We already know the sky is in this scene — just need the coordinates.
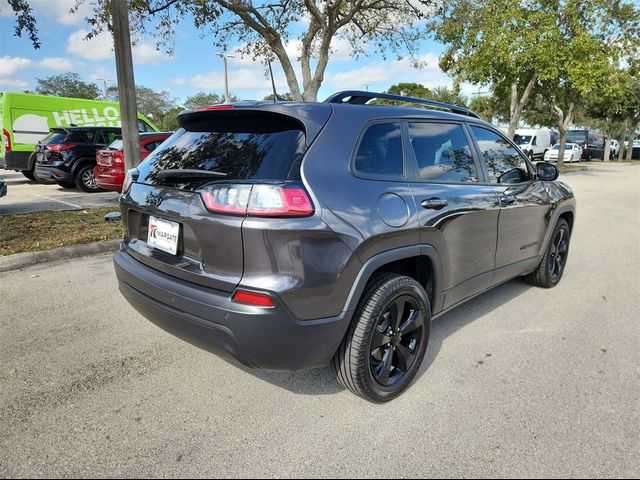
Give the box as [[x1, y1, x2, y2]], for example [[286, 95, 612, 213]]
[[0, 0, 475, 106]]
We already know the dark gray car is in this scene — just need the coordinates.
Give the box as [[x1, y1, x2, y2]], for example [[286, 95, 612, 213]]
[[114, 91, 576, 402]]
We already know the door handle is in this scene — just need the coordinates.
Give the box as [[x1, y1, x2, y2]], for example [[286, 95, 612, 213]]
[[421, 198, 449, 210], [499, 194, 517, 205]]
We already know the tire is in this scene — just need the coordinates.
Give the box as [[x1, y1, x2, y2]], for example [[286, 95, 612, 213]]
[[525, 219, 571, 288], [21, 170, 35, 181], [332, 273, 431, 403], [75, 164, 102, 192]]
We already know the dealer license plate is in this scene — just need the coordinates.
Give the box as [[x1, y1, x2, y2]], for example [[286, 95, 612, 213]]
[[147, 216, 180, 255]]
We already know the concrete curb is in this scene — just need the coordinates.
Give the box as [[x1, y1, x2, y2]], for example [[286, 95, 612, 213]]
[[0, 239, 121, 273]]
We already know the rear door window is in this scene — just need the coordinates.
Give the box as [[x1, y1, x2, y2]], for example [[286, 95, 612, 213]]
[[137, 123, 306, 187], [407, 122, 478, 183], [353, 122, 404, 179]]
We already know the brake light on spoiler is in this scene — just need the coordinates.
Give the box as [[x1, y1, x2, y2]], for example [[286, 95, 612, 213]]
[[200, 183, 314, 217]]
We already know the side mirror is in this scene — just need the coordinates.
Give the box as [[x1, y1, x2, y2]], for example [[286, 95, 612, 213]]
[[537, 162, 559, 181]]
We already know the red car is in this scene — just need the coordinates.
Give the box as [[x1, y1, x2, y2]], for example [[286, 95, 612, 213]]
[[94, 132, 172, 192]]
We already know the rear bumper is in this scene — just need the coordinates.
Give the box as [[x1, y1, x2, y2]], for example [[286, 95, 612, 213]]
[[34, 164, 58, 183], [114, 247, 352, 371], [94, 166, 124, 192]]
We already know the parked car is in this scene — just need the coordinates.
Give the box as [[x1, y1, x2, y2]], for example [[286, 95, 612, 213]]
[[610, 139, 619, 157], [0, 92, 158, 181], [113, 91, 576, 402], [544, 143, 583, 163], [0, 178, 6, 198], [95, 132, 173, 192], [514, 128, 555, 160], [567, 129, 605, 161], [34, 126, 121, 191], [625, 139, 640, 160]]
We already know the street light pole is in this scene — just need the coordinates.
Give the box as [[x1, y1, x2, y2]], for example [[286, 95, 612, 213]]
[[215, 53, 236, 103], [96, 78, 113, 100]]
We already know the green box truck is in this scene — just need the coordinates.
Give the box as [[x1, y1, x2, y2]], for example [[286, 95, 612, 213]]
[[0, 92, 158, 179]]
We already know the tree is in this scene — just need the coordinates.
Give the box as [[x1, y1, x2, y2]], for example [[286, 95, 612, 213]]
[[7, 0, 433, 102], [428, 85, 467, 107], [263, 92, 293, 101], [34, 72, 101, 99], [184, 91, 225, 108], [386, 83, 432, 99], [109, 84, 177, 129], [469, 95, 499, 123], [429, 0, 554, 138]]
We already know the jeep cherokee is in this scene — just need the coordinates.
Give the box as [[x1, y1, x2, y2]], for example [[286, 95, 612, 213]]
[[114, 91, 576, 402]]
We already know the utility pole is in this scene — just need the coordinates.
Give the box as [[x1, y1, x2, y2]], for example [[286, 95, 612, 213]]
[[111, 0, 140, 170], [362, 83, 371, 91], [215, 53, 236, 103], [96, 78, 113, 100]]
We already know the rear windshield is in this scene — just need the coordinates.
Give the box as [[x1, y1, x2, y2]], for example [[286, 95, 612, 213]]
[[137, 122, 306, 188], [42, 129, 94, 144], [108, 139, 123, 150], [567, 131, 587, 143]]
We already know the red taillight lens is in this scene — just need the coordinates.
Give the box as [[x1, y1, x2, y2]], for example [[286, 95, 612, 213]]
[[195, 105, 234, 111], [3, 129, 11, 151], [200, 184, 314, 217], [114, 150, 124, 166], [232, 290, 275, 307], [47, 144, 75, 153]]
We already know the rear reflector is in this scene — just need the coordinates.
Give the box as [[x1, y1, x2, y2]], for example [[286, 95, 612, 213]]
[[232, 290, 275, 307], [200, 183, 314, 217]]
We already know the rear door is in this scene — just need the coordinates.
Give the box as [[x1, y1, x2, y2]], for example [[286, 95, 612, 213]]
[[121, 109, 313, 293], [468, 125, 551, 284], [407, 121, 500, 309]]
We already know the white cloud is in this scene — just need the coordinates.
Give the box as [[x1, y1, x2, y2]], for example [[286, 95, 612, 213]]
[[0, 78, 29, 90], [88, 65, 116, 82], [132, 43, 165, 65], [38, 57, 75, 71], [66, 29, 113, 60], [0, 56, 32, 76], [0, 0, 90, 24], [65, 29, 169, 65], [172, 67, 275, 90]]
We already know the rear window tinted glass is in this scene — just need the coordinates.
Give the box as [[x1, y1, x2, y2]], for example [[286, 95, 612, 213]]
[[137, 126, 306, 186], [41, 132, 68, 145], [567, 131, 587, 143], [108, 139, 123, 150], [354, 123, 403, 178], [42, 130, 93, 144], [408, 122, 478, 183]]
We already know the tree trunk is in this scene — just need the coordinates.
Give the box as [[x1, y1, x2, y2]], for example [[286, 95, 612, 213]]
[[506, 72, 538, 139], [603, 137, 611, 162], [552, 101, 575, 169], [625, 121, 638, 160], [618, 119, 627, 161]]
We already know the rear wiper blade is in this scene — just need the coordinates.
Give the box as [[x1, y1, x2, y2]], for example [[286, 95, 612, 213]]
[[155, 169, 228, 180]]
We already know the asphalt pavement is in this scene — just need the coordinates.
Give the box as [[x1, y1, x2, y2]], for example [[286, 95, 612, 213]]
[[0, 163, 638, 478], [0, 171, 119, 215]]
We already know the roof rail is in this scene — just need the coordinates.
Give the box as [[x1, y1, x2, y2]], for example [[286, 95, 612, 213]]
[[324, 90, 480, 119]]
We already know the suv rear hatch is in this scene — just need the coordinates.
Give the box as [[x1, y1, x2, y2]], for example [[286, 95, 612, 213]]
[[120, 104, 332, 293], [35, 128, 93, 165]]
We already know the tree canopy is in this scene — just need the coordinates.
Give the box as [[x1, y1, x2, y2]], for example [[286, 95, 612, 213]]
[[32, 72, 101, 100]]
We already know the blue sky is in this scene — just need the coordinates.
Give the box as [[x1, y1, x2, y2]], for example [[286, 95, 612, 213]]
[[0, 0, 471, 105]]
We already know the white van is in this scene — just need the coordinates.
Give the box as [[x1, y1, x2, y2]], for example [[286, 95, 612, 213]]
[[514, 128, 555, 160]]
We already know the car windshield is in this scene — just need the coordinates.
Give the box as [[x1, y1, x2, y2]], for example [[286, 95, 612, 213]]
[[514, 135, 533, 145], [108, 139, 123, 150]]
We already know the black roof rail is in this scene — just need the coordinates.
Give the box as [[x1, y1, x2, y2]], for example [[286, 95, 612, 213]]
[[324, 90, 480, 119]]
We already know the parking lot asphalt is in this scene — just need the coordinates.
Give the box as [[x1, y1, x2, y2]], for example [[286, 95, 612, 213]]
[[0, 171, 119, 215], [1, 163, 639, 478]]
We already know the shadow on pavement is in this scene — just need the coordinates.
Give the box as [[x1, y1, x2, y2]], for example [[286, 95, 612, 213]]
[[237, 278, 531, 397]]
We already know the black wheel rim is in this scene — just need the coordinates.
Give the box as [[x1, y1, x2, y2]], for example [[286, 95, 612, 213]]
[[548, 227, 568, 281], [370, 295, 424, 387]]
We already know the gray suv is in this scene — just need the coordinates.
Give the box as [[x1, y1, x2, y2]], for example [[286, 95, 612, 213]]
[[114, 91, 576, 402]]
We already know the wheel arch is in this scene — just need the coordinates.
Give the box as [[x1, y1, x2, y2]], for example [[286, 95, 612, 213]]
[[341, 245, 444, 317], [70, 157, 97, 178]]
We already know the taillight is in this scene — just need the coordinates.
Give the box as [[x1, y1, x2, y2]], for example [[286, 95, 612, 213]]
[[195, 105, 234, 111], [114, 150, 124, 167], [232, 290, 275, 307], [3, 129, 11, 151], [200, 183, 314, 217], [47, 144, 75, 153], [122, 168, 139, 194]]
